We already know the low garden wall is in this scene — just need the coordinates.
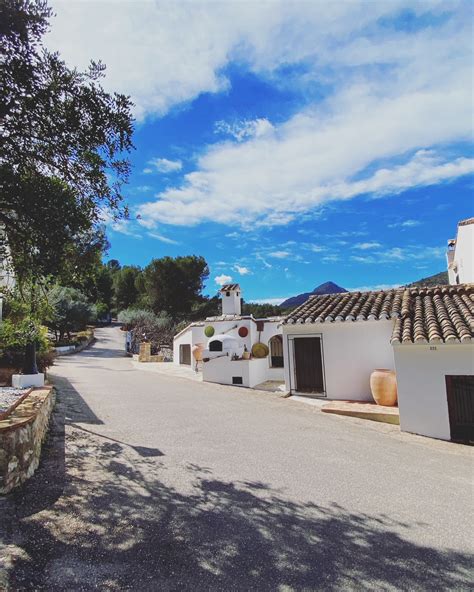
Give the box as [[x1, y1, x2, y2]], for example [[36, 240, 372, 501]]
[[0, 387, 55, 494], [54, 329, 95, 357]]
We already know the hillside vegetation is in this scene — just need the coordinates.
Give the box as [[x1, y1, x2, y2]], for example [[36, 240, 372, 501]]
[[407, 271, 449, 288]]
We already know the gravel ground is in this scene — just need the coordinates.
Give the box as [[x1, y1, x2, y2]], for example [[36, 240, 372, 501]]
[[0, 326, 472, 591], [0, 388, 29, 415]]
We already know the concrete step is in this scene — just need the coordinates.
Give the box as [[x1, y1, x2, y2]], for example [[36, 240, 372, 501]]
[[321, 400, 400, 425]]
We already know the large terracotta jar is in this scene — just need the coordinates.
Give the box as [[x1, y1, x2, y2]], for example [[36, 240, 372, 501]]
[[192, 343, 205, 362], [370, 369, 398, 406]]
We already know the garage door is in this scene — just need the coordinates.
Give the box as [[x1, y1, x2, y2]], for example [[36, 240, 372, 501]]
[[180, 344, 191, 366], [446, 375, 474, 443], [294, 337, 324, 394]]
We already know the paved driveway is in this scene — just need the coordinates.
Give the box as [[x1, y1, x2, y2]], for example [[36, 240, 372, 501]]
[[1, 326, 472, 591]]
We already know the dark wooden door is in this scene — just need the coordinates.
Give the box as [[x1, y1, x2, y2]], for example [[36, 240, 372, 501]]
[[180, 344, 191, 365], [446, 375, 474, 443], [294, 337, 324, 394]]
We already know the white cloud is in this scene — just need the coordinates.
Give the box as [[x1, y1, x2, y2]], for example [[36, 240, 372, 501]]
[[147, 232, 179, 245], [354, 242, 382, 250], [307, 244, 326, 253], [145, 158, 182, 174], [215, 118, 274, 141], [388, 219, 422, 228], [350, 245, 444, 264], [215, 274, 233, 286], [321, 254, 340, 263], [268, 251, 291, 259], [234, 265, 251, 275], [99, 208, 141, 238], [48, 1, 433, 119], [348, 284, 401, 292], [47, 2, 473, 227], [256, 254, 272, 269]]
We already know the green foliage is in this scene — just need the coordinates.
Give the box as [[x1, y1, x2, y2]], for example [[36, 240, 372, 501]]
[[0, 317, 48, 351], [117, 308, 158, 330], [2, 280, 53, 324], [76, 330, 93, 342], [0, 316, 52, 371], [48, 286, 95, 340], [118, 308, 175, 353], [142, 256, 209, 318], [407, 271, 449, 288], [94, 302, 109, 320], [188, 296, 220, 320], [94, 265, 114, 311], [241, 301, 284, 317], [0, 0, 134, 282], [114, 266, 141, 311]]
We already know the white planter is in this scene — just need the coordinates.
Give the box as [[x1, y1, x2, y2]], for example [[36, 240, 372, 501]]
[[12, 373, 45, 388]]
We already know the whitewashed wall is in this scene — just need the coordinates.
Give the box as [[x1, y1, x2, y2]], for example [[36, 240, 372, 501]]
[[448, 224, 474, 284], [452, 223, 474, 284], [283, 320, 395, 400], [173, 318, 284, 382], [202, 356, 270, 387], [394, 343, 474, 440]]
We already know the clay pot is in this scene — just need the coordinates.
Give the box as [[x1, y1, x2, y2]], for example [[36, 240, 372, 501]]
[[192, 343, 205, 362], [370, 369, 398, 406], [251, 342, 269, 359], [242, 351, 251, 360]]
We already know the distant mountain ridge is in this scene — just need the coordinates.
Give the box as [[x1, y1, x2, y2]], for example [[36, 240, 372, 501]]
[[407, 271, 449, 288], [280, 272, 450, 309], [280, 281, 347, 308]]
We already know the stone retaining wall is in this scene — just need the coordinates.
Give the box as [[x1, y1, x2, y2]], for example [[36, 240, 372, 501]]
[[0, 387, 55, 494], [138, 342, 164, 363]]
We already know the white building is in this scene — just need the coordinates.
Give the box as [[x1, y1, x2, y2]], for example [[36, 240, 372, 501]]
[[0, 233, 15, 321], [282, 285, 474, 442], [173, 284, 285, 388], [447, 217, 474, 285]]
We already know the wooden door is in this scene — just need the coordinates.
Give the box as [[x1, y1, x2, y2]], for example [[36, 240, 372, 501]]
[[180, 344, 191, 365], [446, 375, 474, 443], [294, 337, 324, 394]]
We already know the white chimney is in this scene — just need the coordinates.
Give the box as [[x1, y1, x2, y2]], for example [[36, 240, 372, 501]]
[[220, 284, 242, 316]]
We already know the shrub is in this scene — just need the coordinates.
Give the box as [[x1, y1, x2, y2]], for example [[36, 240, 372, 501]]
[[0, 318, 49, 351], [48, 285, 95, 340], [118, 308, 176, 354], [117, 308, 157, 330], [76, 330, 92, 342], [0, 318, 54, 371], [37, 349, 56, 371]]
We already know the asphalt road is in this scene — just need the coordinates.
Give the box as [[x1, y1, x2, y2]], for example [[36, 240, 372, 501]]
[[1, 325, 473, 591]]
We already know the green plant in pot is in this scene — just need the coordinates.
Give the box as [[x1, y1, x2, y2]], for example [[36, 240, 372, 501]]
[[0, 317, 46, 374]]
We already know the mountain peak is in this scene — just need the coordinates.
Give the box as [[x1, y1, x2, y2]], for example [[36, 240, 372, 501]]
[[312, 281, 347, 294], [281, 281, 347, 308]]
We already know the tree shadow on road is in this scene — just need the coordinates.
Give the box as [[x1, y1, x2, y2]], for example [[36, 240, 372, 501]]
[[3, 386, 472, 591]]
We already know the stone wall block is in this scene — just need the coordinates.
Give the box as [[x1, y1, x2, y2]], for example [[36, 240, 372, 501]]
[[0, 388, 55, 494]]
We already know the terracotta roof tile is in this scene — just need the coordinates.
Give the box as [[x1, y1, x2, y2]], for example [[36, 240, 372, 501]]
[[284, 284, 474, 345], [285, 289, 400, 325], [458, 217, 474, 227]]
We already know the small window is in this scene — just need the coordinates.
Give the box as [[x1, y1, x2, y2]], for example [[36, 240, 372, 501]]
[[226, 291, 230, 297], [209, 340, 223, 352], [237, 292, 240, 297], [232, 376, 243, 385]]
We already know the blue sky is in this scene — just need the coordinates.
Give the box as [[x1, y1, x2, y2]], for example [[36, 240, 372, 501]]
[[47, 1, 473, 302]]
